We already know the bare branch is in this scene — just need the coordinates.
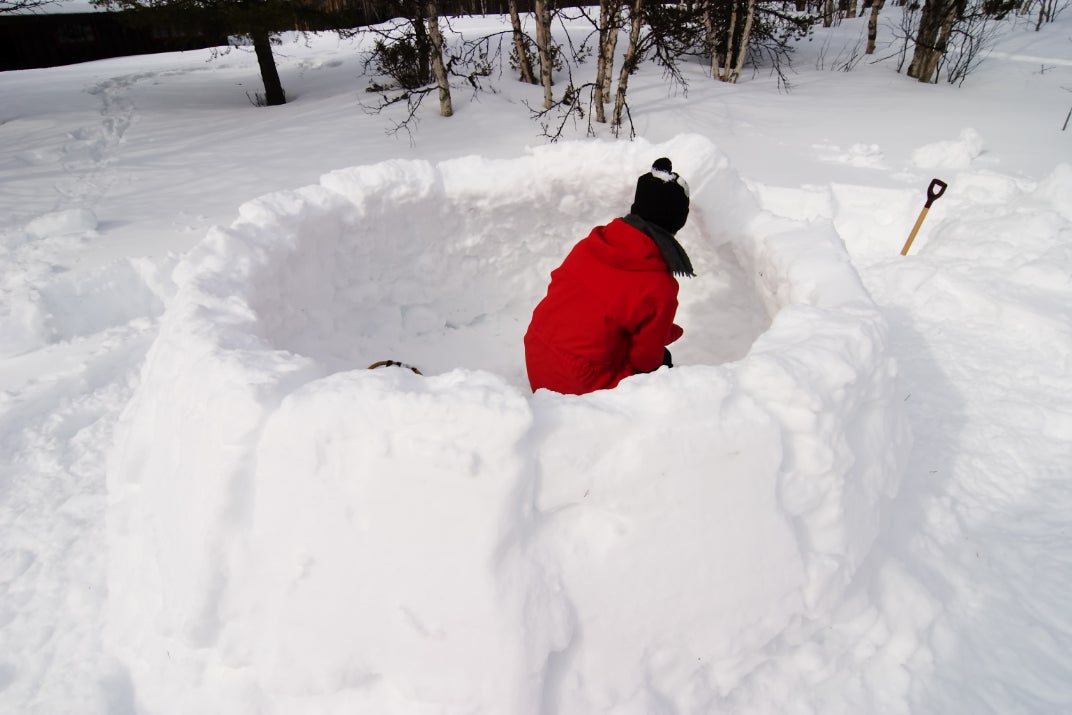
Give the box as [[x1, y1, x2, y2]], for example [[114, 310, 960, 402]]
[[0, 0, 60, 13]]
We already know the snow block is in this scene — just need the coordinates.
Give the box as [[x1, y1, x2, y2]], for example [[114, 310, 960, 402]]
[[105, 135, 908, 714]]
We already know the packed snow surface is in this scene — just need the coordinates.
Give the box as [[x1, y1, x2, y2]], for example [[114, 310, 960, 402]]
[[1, 8, 1070, 715]]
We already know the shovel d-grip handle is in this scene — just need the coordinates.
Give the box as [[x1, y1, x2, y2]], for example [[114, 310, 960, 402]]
[[901, 178, 948, 256], [924, 178, 948, 208]]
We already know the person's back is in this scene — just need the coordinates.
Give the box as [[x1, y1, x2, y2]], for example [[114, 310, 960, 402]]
[[524, 158, 694, 395]]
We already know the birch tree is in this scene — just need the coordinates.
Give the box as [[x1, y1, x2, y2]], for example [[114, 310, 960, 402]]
[[609, 0, 699, 133], [705, 0, 789, 84], [533, 0, 555, 108], [594, 0, 623, 123], [866, 0, 885, 53], [425, 0, 453, 116], [1034, 0, 1063, 29], [360, 0, 468, 134], [507, 0, 538, 84], [907, 0, 964, 82], [610, 0, 643, 133], [727, 0, 757, 82]]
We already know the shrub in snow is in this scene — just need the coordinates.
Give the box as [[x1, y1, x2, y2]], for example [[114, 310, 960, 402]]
[[106, 135, 908, 714]]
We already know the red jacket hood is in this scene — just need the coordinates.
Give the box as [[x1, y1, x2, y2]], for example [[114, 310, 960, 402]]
[[586, 218, 670, 273]]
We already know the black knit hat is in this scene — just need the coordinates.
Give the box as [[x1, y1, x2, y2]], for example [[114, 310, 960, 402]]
[[630, 157, 690, 235]]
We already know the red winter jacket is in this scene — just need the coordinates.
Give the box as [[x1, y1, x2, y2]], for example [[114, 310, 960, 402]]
[[524, 218, 683, 395]]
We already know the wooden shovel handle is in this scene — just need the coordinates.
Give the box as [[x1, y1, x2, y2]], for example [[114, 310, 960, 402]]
[[901, 179, 948, 255]]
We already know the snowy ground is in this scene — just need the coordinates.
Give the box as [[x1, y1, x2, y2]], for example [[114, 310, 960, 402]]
[[1, 7, 1070, 715]]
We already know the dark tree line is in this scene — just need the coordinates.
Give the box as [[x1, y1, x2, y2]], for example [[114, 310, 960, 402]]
[[90, 0, 352, 105], [1, 0, 57, 11]]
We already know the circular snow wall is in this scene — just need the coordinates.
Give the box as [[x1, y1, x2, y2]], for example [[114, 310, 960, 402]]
[[107, 135, 908, 714], [222, 137, 768, 385]]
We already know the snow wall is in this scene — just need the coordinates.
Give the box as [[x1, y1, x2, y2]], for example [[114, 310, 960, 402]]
[[106, 134, 909, 714]]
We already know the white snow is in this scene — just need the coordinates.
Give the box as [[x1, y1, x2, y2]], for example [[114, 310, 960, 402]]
[[23, 207, 98, 238], [910, 128, 985, 169], [1, 9, 1071, 715]]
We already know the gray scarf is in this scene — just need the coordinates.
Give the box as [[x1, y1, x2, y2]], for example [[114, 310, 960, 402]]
[[622, 213, 696, 278]]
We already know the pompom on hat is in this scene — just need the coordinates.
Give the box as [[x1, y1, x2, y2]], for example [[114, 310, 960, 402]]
[[630, 157, 690, 235]]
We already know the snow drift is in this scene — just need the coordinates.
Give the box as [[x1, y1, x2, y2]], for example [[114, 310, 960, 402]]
[[106, 135, 908, 713]]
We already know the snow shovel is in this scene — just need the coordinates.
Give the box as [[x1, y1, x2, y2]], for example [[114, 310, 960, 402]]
[[900, 179, 948, 256]]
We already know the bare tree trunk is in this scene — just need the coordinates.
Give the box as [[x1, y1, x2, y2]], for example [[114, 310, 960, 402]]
[[845, 0, 858, 17], [930, 0, 961, 79], [907, 0, 957, 81], [1034, 0, 1058, 28], [411, 3, 432, 85], [594, 0, 622, 122], [823, 0, 834, 27], [534, 0, 554, 109], [601, 4, 620, 103], [721, 0, 738, 80], [508, 0, 537, 83], [729, 0, 756, 83], [703, 6, 719, 78], [251, 28, 286, 106], [611, 0, 643, 132], [866, 0, 885, 53], [426, 0, 453, 116]]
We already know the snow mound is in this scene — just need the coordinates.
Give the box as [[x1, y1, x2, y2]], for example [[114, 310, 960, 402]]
[[106, 135, 908, 713], [1036, 162, 1072, 222], [815, 141, 885, 169], [24, 207, 98, 238], [911, 128, 984, 169], [0, 258, 169, 359]]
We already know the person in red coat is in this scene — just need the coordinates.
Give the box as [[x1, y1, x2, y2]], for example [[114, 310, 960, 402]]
[[524, 157, 695, 395]]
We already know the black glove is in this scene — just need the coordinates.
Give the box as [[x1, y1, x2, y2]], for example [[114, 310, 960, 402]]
[[662, 348, 673, 368]]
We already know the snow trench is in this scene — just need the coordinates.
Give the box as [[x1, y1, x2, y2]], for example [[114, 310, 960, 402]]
[[105, 135, 909, 714]]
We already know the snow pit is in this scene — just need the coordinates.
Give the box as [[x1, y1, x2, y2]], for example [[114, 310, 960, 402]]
[[106, 135, 909, 714]]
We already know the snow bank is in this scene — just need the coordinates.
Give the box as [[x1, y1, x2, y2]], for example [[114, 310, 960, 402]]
[[911, 128, 984, 169], [106, 135, 908, 713]]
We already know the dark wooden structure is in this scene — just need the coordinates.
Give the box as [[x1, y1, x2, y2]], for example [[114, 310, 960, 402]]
[[0, 0, 532, 73], [1, 10, 229, 71]]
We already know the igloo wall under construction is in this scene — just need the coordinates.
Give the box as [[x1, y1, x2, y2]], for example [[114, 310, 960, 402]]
[[105, 135, 908, 715]]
